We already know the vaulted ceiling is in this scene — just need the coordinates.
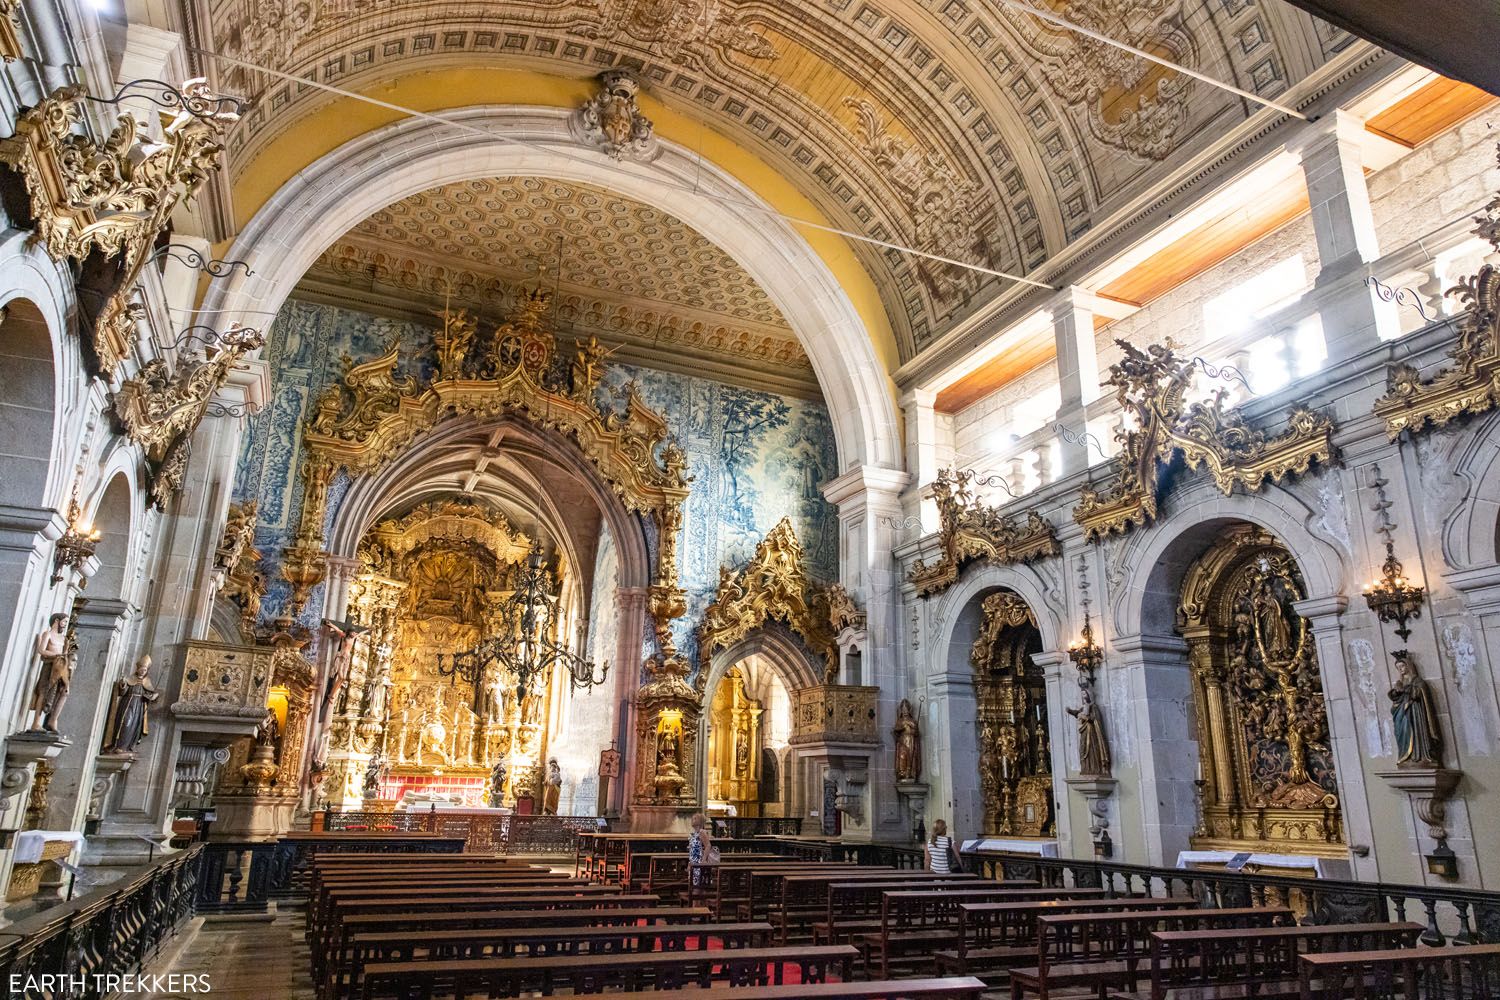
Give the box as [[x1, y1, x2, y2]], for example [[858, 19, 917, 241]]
[[296, 176, 815, 397], [185, 0, 1362, 362]]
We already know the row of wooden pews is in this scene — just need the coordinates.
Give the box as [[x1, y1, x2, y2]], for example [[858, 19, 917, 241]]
[[307, 847, 990, 999]]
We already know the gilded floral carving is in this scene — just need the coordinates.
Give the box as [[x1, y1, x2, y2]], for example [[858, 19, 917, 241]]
[[908, 468, 1059, 597]]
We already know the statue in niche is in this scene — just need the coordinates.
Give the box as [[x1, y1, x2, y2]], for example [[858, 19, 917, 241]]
[[362, 755, 386, 800], [734, 727, 750, 777], [320, 619, 365, 721], [1067, 684, 1111, 777], [103, 655, 160, 754], [656, 726, 680, 775], [25, 613, 71, 734], [489, 758, 508, 808], [1390, 651, 1443, 767], [893, 698, 921, 782], [521, 687, 542, 726], [543, 758, 563, 815]]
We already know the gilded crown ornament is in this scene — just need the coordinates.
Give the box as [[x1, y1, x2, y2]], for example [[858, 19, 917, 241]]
[[1374, 143, 1500, 439], [907, 467, 1059, 597], [1074, 339, 1336, 541], [114, 323, 266, 509], [697, 518, 838, 682], [0, 79, 241, 375]]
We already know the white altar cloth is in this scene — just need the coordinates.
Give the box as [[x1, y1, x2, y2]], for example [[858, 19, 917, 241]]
[[14, 830, 85, 864]]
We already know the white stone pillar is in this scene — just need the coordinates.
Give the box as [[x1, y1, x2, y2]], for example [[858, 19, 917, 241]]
[[612, 586, 647, 819], [1113, 632, 1197, 867], [926, 668, 980, 841], [1292, 110, 1388, 363], [1051, 287, 1101, 476], [0, 507, 64, 730], [1031, 649, 1075, 855], [824, 465, 911, 841]]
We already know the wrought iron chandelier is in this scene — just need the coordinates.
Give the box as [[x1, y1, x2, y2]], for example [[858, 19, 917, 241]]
[[435, 544, 608, 703]]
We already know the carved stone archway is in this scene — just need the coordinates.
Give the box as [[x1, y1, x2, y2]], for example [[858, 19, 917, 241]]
[[970, 591, 1053, 838]]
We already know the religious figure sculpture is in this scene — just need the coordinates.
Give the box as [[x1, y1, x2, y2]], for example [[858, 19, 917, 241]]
[[543, 758, 562, 815], [362, 755, 386, 800], [1390, 651, 1443, 767], [489, 758, 508, 808], [26, 614, 72, 734], [1067, 684, 1112, 777], [103, 655, 160, 754], [320, 618, 365, 721], [734, 727, 750, 776], [656, 726, 680, 774], [893, 698, 922, 782]]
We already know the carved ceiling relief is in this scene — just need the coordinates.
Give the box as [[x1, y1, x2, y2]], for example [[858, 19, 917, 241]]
[[188, 0, 1342, 358]]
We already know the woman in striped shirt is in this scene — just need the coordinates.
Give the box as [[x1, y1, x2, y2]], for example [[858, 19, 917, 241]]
[[925, 819, 957, 873]]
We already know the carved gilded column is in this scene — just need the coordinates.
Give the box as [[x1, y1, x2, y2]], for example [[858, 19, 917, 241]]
[[1185, 631, 1237, 813]]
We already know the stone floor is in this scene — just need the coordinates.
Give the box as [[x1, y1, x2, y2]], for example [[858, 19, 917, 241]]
[[142, 907, 314, 1000]]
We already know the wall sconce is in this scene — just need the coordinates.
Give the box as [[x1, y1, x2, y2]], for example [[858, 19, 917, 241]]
[[1362, 536, 1425, 644], [1067, 611, 1104, 677], [1426, 842, 1459, 880], [51, 493, 102, 586], [1093, 828, 1113, 859]]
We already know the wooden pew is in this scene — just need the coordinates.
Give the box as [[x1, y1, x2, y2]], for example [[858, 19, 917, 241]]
[[598, 978, 991, 999], [816, 879, 1041, 951], [701, 861, 856, 920], [308, 876, 596, 942], [775, 871, 981, 944], [334, 921, 771, 998], [1111, 921, 1425, 1000], [1008, 906, 1294, 1000], [1297, 942, 1500, 1000], [935, 897, 1199, 976], [311, 887, 630, 972], [744, 866, 896, 922], [856, 887, 1110, 977], [359, 943, 860, 998], [321, 904, 708, 996]]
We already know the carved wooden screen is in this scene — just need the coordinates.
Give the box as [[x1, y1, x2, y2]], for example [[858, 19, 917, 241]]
[[970, 592, 1054, 838], [1177, 525, 1344, 852]]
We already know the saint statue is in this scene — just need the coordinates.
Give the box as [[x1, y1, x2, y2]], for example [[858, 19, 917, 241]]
[[543, 758, 563, 815], [362, 755, 386, 800], [656, 726, 680, 775], [26, 613, 73, 734], [320, 619, 364, 721], [1390, 651, 1443, 767], [103, 655, 160, 754], [1067, 684, 1111, 777], [1252, 580, 1294, 660], [489, 758, 508, 808], [893, 698, 921, 782], [734, 727, 751, 776]]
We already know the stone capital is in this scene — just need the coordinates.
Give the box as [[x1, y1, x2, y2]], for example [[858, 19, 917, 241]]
[[823, 465, 912, 508]]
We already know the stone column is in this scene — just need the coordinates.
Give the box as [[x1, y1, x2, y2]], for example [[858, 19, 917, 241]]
[[824, 466, 911, 841], [1113, 632, 1197, 867], [611, 586, 647, 819], [98, 399, 254, 859], [1031, 650, 1075, 855], [1051, 287, 1101, 477], [0, 507, 64, 730], [900, 390, 950, 532], [45, 597, 132, 833], [1291, 110, 1389, 363]]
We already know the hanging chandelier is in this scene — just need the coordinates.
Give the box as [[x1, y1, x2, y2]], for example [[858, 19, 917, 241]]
[[435, 543, 608, 703]]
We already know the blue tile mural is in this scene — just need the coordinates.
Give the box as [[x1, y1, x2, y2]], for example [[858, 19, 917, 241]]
[[234, 299, 839, 655]]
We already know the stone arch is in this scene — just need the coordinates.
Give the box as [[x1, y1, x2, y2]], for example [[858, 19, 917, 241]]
[[932, 561, 1067, 661], [198, 106, 901, 475], [0, 296, 62, 511], [1435, 411, 1500, 573], [696, 628, 822, 812], [1104, 481, 1371, 868]]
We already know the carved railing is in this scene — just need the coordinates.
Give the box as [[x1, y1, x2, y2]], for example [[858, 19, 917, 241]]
[[790, 684, 880, 745], [710, 816, 804, 838], [832, 841, 929, 870], [171, 640, 274, 726], [961, 849, 1500, 947], [316, 810, 601, 855], [0, 844, 202, 999]]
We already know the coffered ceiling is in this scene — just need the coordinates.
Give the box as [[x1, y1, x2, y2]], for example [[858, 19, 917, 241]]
[[296, 176, 818, 397], [185, 0, 1363, 361]]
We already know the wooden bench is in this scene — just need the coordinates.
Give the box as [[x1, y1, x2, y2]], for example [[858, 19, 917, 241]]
[[776, 872, 983, 944], [1297, 942, 1500, 1000], [818, 880, 1042, 954], [308, 878, 603, 943], [1008, 906, 1294, 1000], [855, 887, 1111, 977], [1108, 921, 1425, 1000], [743, 865, 895, 921], [596, 978, 990, 999], [334, 921, 772, 998], [935, 897, 1199, 976], [359, 943, 860, 997], [696, 861, 851, 919], [319, 902, 705, 985]]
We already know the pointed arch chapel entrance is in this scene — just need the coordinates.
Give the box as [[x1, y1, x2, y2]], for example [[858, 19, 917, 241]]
[[1177, 524, 1344, 853], [970, 591, 1054, 838]]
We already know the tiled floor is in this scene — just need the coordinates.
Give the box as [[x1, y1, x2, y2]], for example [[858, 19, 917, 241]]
[[142, 908, 314, 1000]]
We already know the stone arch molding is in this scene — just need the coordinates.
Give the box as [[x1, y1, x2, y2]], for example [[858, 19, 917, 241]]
[[200, 106, 901, 475], [1433, 411, 1500, 573], [1107, 478, 1350, 640], [932, 560, 1067, 658]]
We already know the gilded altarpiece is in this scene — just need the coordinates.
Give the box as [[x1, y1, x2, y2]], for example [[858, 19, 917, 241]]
[[971, 593, 1054, 838], [706, 668, 764, 815], [1178, 526, 1344, 853]]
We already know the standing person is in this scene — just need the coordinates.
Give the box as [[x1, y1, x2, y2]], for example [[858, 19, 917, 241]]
[[687, 812, 718, 900], [925, 818, 958, 873]]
